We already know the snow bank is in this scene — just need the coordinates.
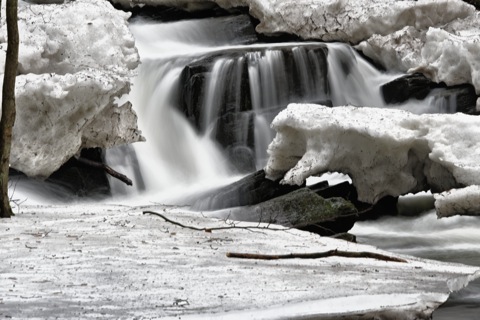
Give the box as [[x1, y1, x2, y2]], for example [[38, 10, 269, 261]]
[[265, 104, 480, 215], [0, 203, 478, 319], [357, 11, 480, 94], [0, 0, 142, 177]]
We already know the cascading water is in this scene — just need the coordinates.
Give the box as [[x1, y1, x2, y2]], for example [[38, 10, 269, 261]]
[[108, 14, 458, 202]]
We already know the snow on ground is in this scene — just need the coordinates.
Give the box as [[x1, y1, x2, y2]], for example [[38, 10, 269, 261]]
[[265, 104, 480, 216], [0, 0, 143, 178], [0, 203, 479, 319]]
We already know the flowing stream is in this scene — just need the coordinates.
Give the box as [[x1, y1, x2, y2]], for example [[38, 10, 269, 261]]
[[107, 15, 480, 318]]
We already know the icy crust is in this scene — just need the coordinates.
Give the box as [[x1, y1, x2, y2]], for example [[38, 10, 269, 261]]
[[0, 0, 142, 177], [265, 104, 480, 209], [0, 203, 479, 319], [357, 11, 480, 94], [435, 186, 480, 218]]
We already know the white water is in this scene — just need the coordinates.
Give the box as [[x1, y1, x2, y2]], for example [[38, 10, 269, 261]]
[[109, 15, 456, 203]]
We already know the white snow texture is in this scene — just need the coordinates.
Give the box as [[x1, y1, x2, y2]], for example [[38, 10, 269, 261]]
[[0, 0, 142, 177]]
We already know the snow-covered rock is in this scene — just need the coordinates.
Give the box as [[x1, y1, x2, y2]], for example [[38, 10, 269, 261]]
[[12, 70, 142, 177], [0, 0, 143, 177], [224, 0, 474, 44], [357, 11, 480, 94], [265, 104, 480, 214]]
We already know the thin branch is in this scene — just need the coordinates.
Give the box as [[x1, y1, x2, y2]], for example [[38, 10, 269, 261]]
[[143, 210, 290, 233], [226, 250, 407, 263], [76, 156, 132, 186]]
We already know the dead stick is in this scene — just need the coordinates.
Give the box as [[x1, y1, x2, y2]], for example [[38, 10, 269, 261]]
[[143, 210, 289, 232], [226, 250, 407, 263], [76, 157, 132, 186]]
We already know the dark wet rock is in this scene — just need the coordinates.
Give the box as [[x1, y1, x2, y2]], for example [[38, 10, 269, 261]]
[[10, 148, 111, 200], [193, 169, 398, 236], [191, 169, 301, 211], [46, 148, 111, 197], [382, 73, 435, 104], [382, 73, 478, 114], [431, 84, 478, 115]]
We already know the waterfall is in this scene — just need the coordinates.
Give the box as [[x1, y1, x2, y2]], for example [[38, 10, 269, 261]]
[[107, 15, 458, 200]]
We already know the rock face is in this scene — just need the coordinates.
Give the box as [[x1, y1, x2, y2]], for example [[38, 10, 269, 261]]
[[0, 0, 143, 178], [265, 104, 480, 215]]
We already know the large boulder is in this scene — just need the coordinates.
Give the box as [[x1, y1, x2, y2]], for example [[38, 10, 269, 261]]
[[0, 0, 143, 178]]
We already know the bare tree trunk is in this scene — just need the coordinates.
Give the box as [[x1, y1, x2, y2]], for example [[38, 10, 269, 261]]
[[0, 0, 18, 218]]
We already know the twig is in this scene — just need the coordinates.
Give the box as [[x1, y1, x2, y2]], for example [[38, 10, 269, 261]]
[[76, 156, 132, 186], [143, 210, 289, 233], [226, 250, 407, 263]]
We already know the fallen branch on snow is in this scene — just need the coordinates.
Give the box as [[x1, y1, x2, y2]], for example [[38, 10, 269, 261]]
[[143, 210, 289, 233], [226, 250, 407, 263]]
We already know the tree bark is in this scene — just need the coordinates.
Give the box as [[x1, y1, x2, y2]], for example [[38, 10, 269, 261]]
[[0, 0, 19, 218]]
